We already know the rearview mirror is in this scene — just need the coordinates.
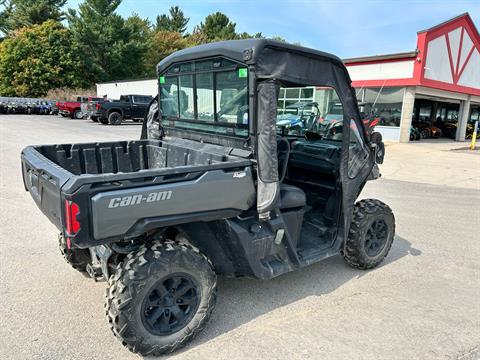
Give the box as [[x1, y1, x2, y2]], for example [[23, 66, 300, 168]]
[[370, 131, 385, 164]]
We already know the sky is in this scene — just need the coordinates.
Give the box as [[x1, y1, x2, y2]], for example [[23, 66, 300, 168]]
[[66, 0, 480, 59]]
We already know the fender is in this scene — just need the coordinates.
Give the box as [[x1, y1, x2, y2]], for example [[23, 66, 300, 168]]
[[108, 108, 124, 117]]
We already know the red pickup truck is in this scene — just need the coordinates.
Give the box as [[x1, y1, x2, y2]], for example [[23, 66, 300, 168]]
[[57, 96, 102, 119]]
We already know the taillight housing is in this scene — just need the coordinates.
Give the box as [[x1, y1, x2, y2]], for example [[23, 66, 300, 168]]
[[96, 103, 101, 110], [64, 200, 81, 234]]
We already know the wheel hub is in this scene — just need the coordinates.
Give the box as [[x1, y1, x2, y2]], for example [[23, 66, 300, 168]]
[[141, 273, 200, 336], [365, 219, 388, 257]]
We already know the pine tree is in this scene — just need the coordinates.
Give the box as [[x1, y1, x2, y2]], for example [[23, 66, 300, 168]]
[[155, 6, 189, 34], [0, 0, 67, 35], [67, 0, 150, 81]]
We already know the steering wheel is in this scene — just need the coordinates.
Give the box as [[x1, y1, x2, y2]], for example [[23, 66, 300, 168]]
[[276, 137, 290, 183]]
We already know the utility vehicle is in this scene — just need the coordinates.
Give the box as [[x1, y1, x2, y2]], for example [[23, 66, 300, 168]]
[[21, 39, 394, 356]]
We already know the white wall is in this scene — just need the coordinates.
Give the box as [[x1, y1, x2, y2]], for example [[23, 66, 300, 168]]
[[424, 26, 480, 89], [96, 79, 157, 99], [374, 125, 401, 142], [347, 60, 415, 81]]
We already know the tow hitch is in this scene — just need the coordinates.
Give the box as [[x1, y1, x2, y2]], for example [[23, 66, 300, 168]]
[[87, 245, 112, 281]]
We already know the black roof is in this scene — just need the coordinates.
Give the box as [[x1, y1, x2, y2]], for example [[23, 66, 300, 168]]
[[157, 39, 344, 75]]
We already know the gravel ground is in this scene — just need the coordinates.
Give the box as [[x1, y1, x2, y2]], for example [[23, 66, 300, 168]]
[[0, 115, 479, 360]]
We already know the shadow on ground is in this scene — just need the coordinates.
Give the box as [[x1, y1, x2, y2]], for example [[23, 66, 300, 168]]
[[145, 235, 421, 358]]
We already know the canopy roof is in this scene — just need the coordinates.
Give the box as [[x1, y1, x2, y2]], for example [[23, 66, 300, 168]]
[[157, 39, 351, 87]]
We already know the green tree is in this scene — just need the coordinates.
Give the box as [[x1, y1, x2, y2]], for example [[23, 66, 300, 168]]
[[198, 12, 236, 41], [270, 35, 286, 42], [0, 0, 67, 35], [67, 0, 149, 81], [237, 31, 262, 39], [196, 12, 263, 41], [0, 20, 89, 96], [143, 31, 188, 76], [155, 6, 189, 34]]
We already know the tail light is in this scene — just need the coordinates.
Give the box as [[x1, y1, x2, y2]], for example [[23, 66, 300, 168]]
[[96, 103, 101, 110], [64, 200, 81, 234]]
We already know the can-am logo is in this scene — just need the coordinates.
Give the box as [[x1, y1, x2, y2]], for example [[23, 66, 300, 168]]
[[108, 191, 172, 208]]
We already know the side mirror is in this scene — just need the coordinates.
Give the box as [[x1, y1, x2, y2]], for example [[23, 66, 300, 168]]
[[370, 131, 385, 164]]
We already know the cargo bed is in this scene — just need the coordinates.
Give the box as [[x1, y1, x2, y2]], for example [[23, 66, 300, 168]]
[[21, 138, 255, 246]]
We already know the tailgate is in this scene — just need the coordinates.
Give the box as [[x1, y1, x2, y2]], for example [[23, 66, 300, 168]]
[[21, 146, 72, 229], [80, 103, 88, 113]]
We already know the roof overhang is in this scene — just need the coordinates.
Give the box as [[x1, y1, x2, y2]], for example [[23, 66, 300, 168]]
[[343, 51, 418, 65]]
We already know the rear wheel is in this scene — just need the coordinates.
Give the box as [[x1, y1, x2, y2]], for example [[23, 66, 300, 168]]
[[58, 233, 91, 272], [72, 109, 83, 119], [343, 199, 395, 270], [91, 116, 98, 122], [108, 111, 123, 125], [106, 241, 217, 356]]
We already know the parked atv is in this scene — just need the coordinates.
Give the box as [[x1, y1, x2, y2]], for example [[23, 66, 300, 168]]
[[410, 126, 421, 141], [21, 39, 395, 356], [414, 122, 442, 139], [277, 102, 320, 135]]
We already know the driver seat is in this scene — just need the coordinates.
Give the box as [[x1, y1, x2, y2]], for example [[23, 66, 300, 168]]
[[280, 184, 306, 209]]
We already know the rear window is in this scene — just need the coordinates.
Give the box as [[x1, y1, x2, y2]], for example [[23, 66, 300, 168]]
[[159, 57, 249, 138], [133, 96, 152, 104]]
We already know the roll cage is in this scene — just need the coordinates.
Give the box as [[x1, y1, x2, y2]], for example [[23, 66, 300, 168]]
[[149, 39, 377, 235]]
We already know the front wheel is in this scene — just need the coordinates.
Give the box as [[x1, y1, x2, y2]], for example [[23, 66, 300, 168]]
[[106, 241, 217, 356], [343, 199, 395, 270]]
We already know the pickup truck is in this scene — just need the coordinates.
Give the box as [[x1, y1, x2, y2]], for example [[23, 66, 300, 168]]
[[82, 97, 109, 122], [90, 94, 153, 125], [58, 96, 102, 119]]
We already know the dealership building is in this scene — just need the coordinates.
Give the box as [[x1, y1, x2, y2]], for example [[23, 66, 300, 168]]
[[97, 13, 480, 142]]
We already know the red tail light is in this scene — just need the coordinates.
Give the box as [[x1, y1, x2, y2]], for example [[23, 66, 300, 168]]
[[96, 103, 101, 110], [64, 200, 81, 234]]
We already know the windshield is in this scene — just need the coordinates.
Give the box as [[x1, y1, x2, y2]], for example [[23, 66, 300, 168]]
[[276, 86, 344, 141], [159, 57, 249, 138]]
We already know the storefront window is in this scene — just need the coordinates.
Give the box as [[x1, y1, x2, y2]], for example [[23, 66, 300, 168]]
[[277, 86, 316, 114], [364, 87, 404, 127], [276, 86, 343, 139], [469, 107, 480, 123]]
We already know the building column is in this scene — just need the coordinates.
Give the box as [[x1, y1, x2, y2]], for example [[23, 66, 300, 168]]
[[456, 95, 471, 141], [399, 87, 416, 143]]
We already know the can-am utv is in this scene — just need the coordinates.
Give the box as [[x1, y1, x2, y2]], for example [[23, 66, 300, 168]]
[[21, 39, 394, 356]]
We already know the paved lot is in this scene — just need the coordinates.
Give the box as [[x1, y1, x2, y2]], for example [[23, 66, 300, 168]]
[[1, 115, 479, 360]]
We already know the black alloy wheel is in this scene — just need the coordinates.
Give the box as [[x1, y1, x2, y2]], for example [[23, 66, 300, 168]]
[[108, 111, 123, 125], [364, 219, 388, 257], [141, 273, 200, 336]]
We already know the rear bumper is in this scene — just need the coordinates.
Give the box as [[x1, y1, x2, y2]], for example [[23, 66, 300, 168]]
[[87, 111, 102, 119]]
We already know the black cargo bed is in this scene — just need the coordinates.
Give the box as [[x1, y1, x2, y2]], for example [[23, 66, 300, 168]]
[[34, 139, 244, 176]]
